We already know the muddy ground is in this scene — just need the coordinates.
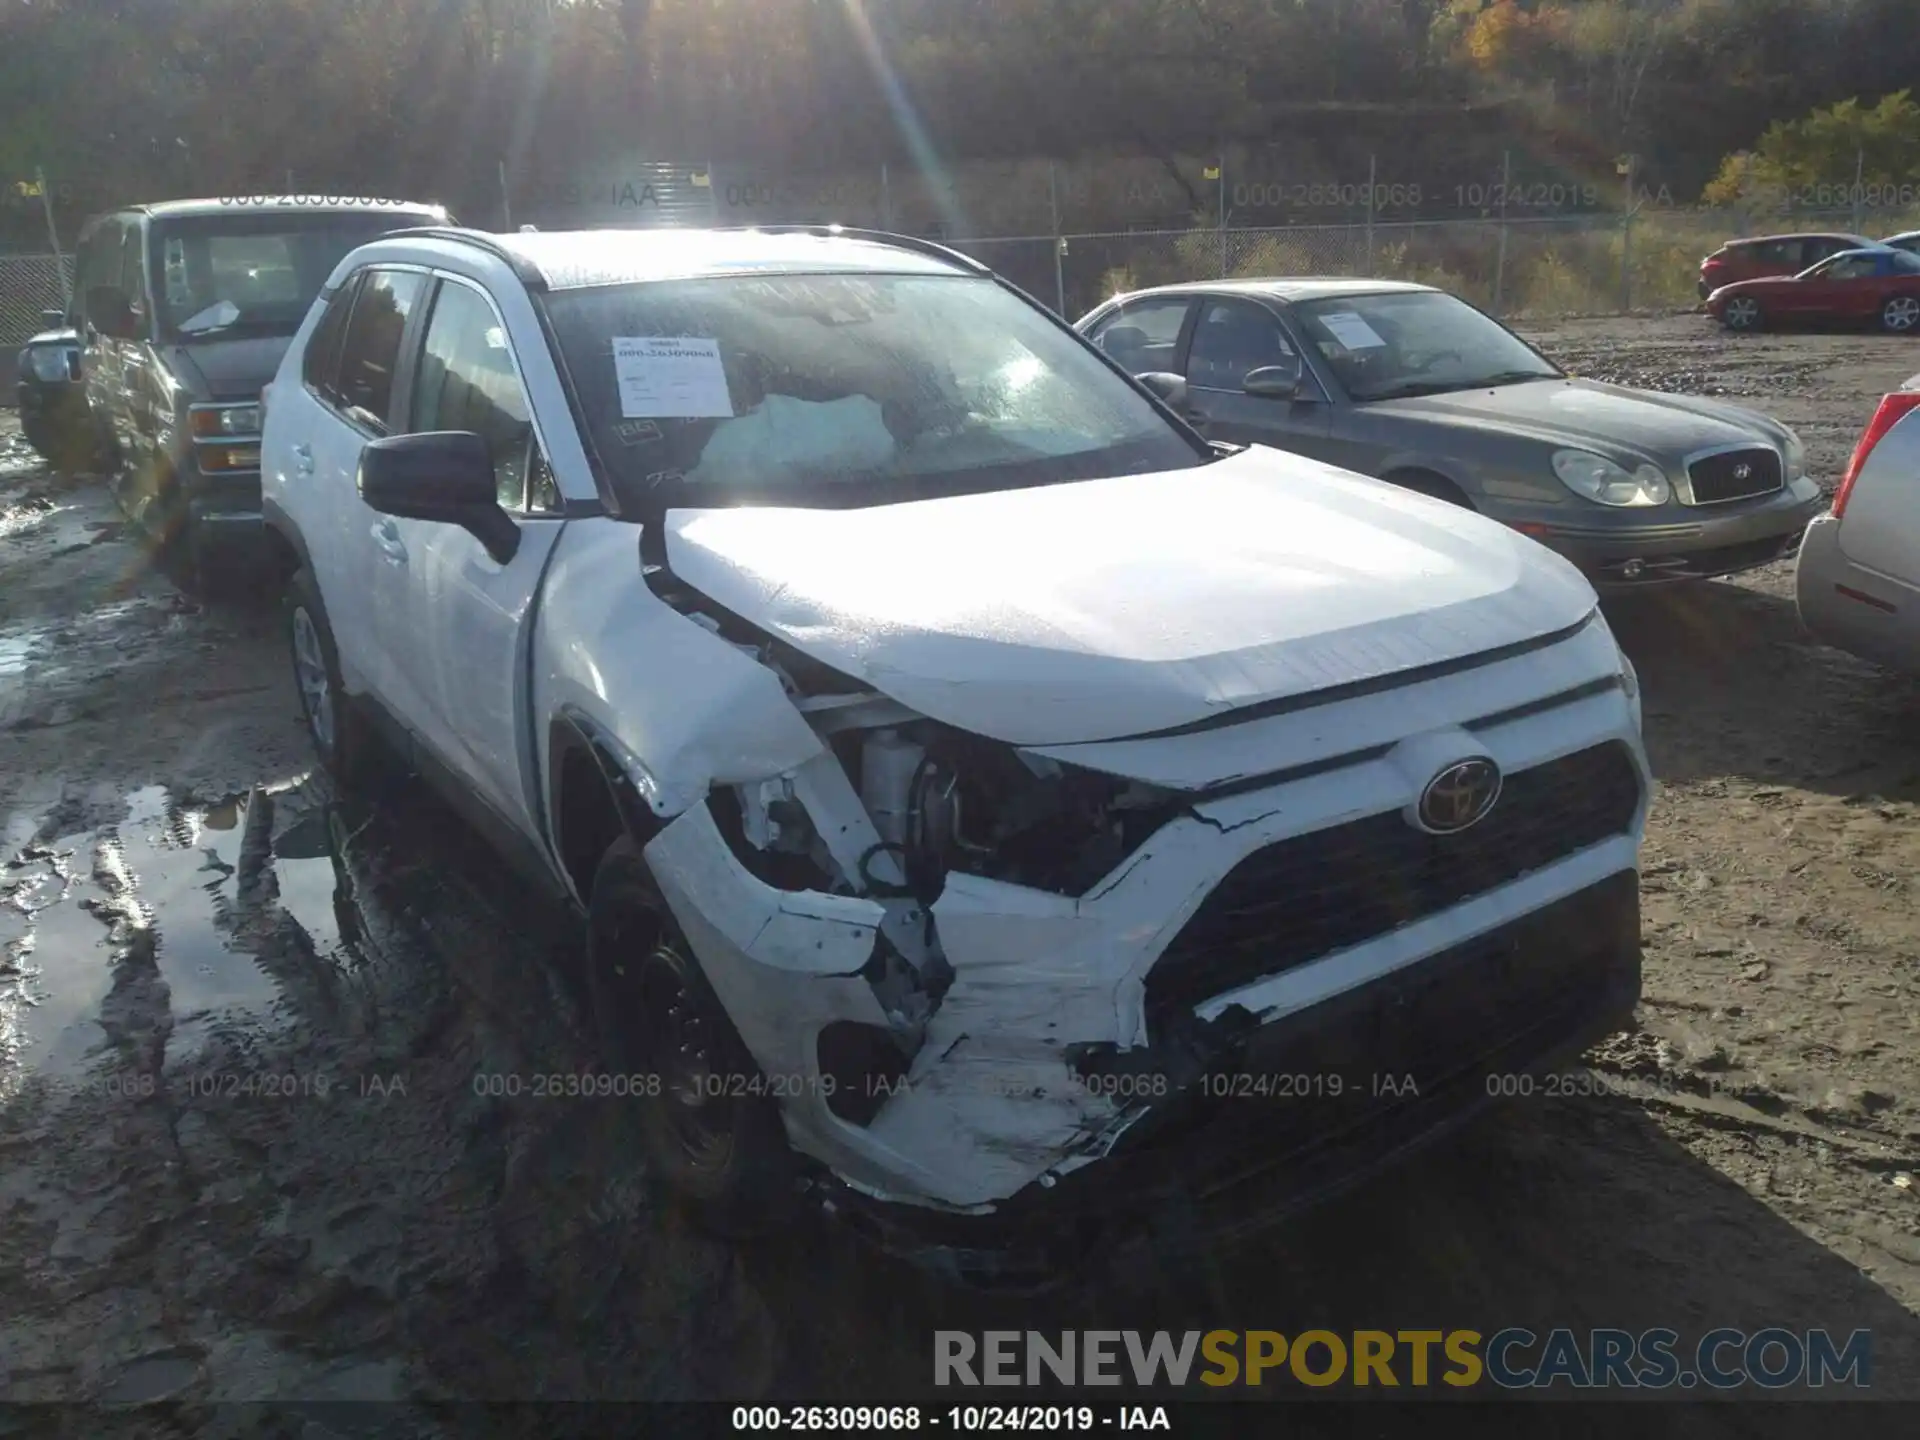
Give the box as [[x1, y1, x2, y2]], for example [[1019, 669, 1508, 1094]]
[[3, 315, 1920, 1433]]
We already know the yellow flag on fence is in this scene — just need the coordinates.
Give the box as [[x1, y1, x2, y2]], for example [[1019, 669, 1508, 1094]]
[[15, 180, 43, 197]]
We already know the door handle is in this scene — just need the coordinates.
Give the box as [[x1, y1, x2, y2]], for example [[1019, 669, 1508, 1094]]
[[292, 443, 314, 475], [370, 519, 408, 566]]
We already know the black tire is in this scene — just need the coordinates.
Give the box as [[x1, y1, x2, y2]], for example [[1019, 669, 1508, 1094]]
[[1385, 469, 1475, 508], [585, 836, 795, 1238], [1881, 294, 1920, 336], [285, 567, 374, 786], [44, 428, 102, 477]]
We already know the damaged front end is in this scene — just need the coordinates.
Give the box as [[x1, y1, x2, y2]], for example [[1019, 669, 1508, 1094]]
[[629, 578, 1646, 1287], [637, 586, 1196, 1221]]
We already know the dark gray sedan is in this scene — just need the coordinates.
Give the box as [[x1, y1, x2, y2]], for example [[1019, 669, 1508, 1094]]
[[1075, 280, 1827, 588]]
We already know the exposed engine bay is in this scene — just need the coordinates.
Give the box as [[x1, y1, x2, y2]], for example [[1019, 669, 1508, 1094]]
[[659, 573, 1185, 910]]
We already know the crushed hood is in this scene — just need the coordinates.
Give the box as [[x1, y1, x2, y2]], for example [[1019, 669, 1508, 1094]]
[[664, 447, 1596, 746], [1371, 377, 1788, 459]]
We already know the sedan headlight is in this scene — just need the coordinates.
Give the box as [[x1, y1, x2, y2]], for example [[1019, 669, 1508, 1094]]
[[25, 345, 72, 383], [190, 403, 261, 438], [1551, 449, 1671, 507], [1780, 426, 1807, 480]]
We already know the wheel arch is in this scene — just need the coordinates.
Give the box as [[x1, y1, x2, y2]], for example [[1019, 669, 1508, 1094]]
[[548, 709, 665, 908], [261, 496, 311, 587], [1378, 463, 1478, 508]]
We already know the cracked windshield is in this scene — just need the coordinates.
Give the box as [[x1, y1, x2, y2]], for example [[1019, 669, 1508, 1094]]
[[2, 0, 1917, 1431]]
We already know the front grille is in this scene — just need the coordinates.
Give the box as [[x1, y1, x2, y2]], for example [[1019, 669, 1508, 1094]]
[[1145, 742, 1642, 1013], [1013, 874, 1642, 1249], [1687, 447, 1783, 504]]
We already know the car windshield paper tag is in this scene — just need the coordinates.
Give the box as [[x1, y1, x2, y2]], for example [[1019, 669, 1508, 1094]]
[[613, 337, 734, 418], [1319, 311, 1386, 349]]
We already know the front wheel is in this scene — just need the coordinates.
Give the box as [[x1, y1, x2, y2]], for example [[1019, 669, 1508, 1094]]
[[1881, 295, 1920, 335], [586, 836, 795, 1238], [1722, 296, 1764, 332]]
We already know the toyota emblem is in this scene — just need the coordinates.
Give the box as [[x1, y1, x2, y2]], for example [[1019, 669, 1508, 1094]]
[[1416, 758, 1503, 834], [1733, 462, 1753, 481]]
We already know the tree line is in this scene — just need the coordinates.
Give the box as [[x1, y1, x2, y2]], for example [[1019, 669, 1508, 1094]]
[[1, 0, 1917, 244]]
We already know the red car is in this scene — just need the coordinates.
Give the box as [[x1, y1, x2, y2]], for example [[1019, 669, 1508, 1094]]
[[1698, 231, 1876, 298], [1708, 246, 1920, 334]]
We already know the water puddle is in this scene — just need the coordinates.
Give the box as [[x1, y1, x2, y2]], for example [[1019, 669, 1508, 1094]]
[[0, 785, 357, 1095], [0, 631, 34, 679]]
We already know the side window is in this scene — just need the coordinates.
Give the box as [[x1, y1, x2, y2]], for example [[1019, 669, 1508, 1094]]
[[1186, 300, 1297, 392], [1825, 254, 1876, 280], [303, 273, 360, 399], [1753, 240, 1796, 267], [1092, 298, 1191, 374], [334, 269, 427, 432], [1804, 237, 1848, 266], [409, 280, 540, 512], [119, 224, 149, 323]]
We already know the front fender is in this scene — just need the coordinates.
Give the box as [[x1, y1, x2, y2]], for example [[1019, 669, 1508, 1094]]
[[532, 517, 828, 822]]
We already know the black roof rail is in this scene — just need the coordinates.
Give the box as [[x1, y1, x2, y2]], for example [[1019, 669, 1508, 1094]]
[[706, 224, 991, 274], [373, 226, 547, 285]]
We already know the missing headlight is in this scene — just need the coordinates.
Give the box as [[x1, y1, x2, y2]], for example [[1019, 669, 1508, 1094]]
[[856, 725, 1182, 900]]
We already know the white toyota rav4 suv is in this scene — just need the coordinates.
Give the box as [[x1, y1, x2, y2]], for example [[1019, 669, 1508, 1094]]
[[259, 225, 1650, 1283]]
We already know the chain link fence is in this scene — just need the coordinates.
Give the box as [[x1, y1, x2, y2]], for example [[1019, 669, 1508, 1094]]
[[945, 207, 1920, 321], [0, 253, 72, 347]]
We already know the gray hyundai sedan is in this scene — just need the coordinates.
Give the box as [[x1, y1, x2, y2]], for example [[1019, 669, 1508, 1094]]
[[1076, 280, 1827, 587]]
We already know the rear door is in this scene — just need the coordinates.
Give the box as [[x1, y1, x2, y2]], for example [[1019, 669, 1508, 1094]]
[[1772, 252, 1845, 317], [271, 266, 362, 662], [312, 265, 432, 722], [1745, 237, 1803, 281], [1084, 295, 1196, 377], [1180, 297, 1332, 453], [383, 273, 565, 843]]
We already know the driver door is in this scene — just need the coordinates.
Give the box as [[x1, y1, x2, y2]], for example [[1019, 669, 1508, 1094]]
[[1776, 254, 1851, 317], [1180, 299, 1333, 455]]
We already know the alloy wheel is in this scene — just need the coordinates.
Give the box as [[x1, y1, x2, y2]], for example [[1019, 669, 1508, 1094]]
[[291, 606, 335, 754]]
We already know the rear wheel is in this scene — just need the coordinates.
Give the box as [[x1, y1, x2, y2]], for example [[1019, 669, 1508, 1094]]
[[586, 836, 795, 1238], [286, 567, 373, 786], [1722, 296, 1764, 332], [1881, 295, 1920, 335]]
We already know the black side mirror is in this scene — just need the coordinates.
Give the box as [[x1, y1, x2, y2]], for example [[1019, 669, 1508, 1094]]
[[84, 286, 135, 340], [1135, 371, 1189, 410], [1243, 360, 1303, 399], [358, 431, 519, 563]]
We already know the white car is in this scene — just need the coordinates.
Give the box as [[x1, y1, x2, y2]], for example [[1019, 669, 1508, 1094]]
[[1795, 375, 1920, 673], [259, 225, 1650, 1283]]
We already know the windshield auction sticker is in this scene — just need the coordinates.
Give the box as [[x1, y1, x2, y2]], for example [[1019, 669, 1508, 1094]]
[[1317, 311, 1387, 349], [613, 336, 735, 418]]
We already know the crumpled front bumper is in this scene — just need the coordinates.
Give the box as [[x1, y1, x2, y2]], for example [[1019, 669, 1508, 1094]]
[[639, 612, 1650, 1265], [833, 872, 1641, 1286]]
